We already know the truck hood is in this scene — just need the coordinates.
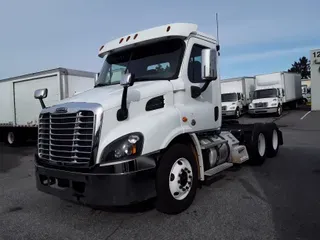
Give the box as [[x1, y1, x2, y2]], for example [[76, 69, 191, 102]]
[[57, 80, 173, 110]]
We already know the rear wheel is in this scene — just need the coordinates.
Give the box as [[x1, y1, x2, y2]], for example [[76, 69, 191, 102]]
[[155, 144, 198, 214], [247, 123, 267, 165], [6, 131, 17, 146], [265, 123, 280, 158], [5, 131, 25, 147]]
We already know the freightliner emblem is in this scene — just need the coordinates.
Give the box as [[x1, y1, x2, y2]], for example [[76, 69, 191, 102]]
[[55, 107, 68, 113]]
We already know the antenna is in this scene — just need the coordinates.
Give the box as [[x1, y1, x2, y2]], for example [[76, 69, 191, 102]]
[[215, 13, 220, 55], [216, 13, 220, 45]]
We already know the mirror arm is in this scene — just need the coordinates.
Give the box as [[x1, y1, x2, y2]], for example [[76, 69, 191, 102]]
[[39, 99, 46, 109], [200, 80, 211, 92], [117, 86, 129, 121]]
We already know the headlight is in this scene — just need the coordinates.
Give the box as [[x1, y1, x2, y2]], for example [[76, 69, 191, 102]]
[[249, 104, 253, 109], [232, 103, 236, 105], [100, 132, 144, 163], [271, 103, 277, 106], [229, 106, 236, 110]]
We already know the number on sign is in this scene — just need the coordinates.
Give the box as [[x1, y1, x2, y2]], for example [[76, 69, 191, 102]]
[[313, 51, 320, 58]]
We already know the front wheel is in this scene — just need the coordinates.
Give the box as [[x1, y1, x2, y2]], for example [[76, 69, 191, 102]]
[[276, 105, 282, 117], [155, 143, 198, 214], [235, 108, 240, 119]]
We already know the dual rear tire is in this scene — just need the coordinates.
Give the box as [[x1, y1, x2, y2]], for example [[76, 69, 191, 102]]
[[247, 122, 280, 165]]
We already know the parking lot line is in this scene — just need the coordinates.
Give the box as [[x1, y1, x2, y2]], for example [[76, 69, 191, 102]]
[[300, 111, 311, 120]]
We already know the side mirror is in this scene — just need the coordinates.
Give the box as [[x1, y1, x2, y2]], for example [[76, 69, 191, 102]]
[[34, 88, 48, 109], [201, 48, 217, 81], [94, 72, 100, 83], [120, 73, 134, 87], [34, 88, 48, 99]]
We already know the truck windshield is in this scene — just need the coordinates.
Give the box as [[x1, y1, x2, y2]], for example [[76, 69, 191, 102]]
[[221, 93, 237, 102], [253, 89, 277, 99], [95, 38, 185, 86]]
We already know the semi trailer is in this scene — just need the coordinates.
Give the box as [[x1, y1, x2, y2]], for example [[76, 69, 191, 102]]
[[221, 77, 255, 118], [33, 23, 283, 214], [0, 68, 96, 146], [249, 72, 302, 116]]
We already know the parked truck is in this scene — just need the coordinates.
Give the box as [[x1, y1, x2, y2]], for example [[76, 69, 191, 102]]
[[0, 68, 96, 146], [221, 77, 255, 118], [33, 23, 283, 215], [249, 72, 302, 116]]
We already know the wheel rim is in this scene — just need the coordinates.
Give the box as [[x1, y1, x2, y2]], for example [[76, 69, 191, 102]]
[[237, 110, 240, 117], [257, 133, 266, 157], [169, 158, 193, 200], [8, 132, 14, 144], [272, 130, 278, 150]]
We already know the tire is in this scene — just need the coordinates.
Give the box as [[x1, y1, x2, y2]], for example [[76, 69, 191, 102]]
[[5, 131, 23, 147], [235, 108, 240, 119], [276, 105, 282, 117], [247, 123, 267, 165], [155, 143, 198, 214], [265, 123, 280, 158]]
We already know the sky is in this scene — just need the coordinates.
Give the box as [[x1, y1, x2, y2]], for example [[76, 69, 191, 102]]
[[0, 0, 319, 80]]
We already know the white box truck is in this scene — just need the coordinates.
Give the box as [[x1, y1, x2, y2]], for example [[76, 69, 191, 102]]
[[249, 72, 302, 116], [0, 68, 96, 146], [32, 23, 283, 215], [221, 77, 255, 118]]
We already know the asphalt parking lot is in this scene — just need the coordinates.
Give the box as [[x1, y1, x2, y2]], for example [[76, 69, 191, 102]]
[[1, 108, 320, 240]]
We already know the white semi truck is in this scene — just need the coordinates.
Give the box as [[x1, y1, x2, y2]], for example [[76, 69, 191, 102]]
[[221, 77, 255, 118], [33, 23, 283, 214], [0, 68, 95, 146], [249, 72, 302, 116]]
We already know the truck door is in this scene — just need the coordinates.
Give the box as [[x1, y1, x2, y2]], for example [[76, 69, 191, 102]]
[[179, 37, 220, 132]]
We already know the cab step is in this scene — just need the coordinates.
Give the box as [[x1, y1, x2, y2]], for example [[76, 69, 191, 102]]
[[203, 162, 233, 185], [204, 162, 233, 177]]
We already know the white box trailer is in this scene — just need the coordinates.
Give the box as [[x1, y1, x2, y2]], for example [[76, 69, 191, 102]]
[[0, 68, 96, 146], [249, 72, 302, 116], [220, 77, 255, 118]]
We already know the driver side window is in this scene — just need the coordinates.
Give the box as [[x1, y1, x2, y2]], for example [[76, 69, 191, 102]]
[[188, 45, 206, 83]]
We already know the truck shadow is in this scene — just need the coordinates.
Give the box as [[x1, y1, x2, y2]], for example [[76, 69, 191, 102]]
[[87, 198, 156, 214]]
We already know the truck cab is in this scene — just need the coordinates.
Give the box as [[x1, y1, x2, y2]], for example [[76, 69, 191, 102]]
[[301, 84, 311, 103], [33, 23, 283, 215], [249, 88, 284, 116], [221, 92, 244, 118]]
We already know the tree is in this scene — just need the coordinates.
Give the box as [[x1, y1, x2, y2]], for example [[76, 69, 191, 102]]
[[288, 56, 310, 79]]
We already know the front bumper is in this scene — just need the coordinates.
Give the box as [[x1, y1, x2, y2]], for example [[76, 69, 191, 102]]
[[248, 107, 277, 114], [35, 154, 157, 206], [222, 110, 236, 116]]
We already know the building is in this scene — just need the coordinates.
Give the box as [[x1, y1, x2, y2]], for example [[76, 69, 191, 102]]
[[310, 49, 320, 111]]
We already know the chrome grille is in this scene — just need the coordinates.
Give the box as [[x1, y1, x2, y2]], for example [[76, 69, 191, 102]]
[[38, 111, 95, 165], [254, 102, 268, 108]]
